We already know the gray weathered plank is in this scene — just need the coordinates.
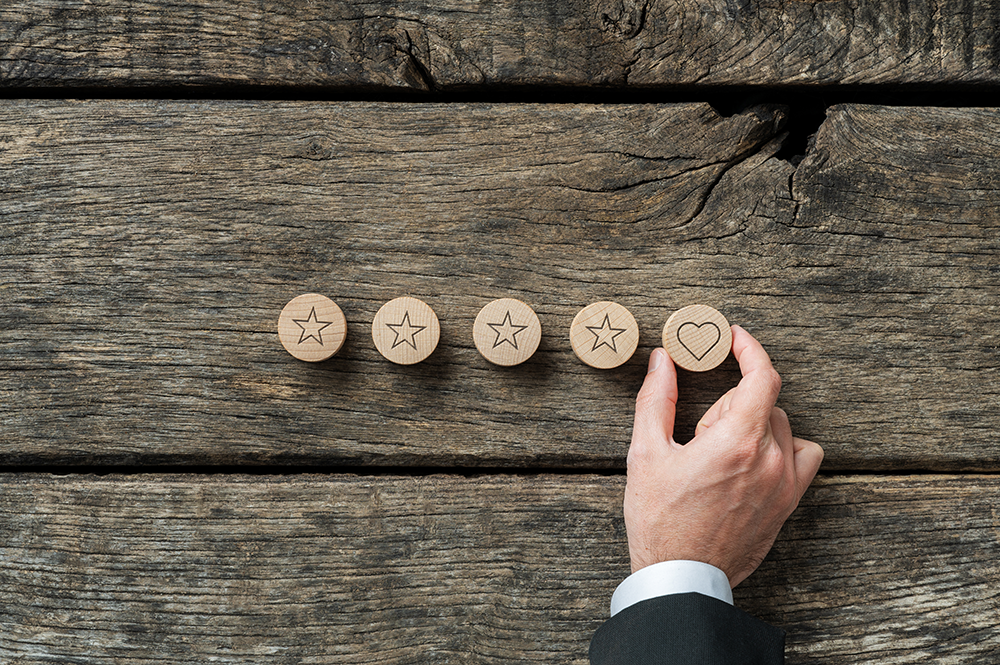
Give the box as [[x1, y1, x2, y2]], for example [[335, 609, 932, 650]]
[[3, 0, 1000, 89], [689, 103, 1000, 471], [0, 473, 996, 664], [1, 101, 999, 470], [742, 474, 1000, 664]]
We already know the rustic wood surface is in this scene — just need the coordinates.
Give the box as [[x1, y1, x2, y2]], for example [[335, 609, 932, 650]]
[[4, 3, 996, 663], [0, 473, 995, 664], [2, 101, 998, 470], [3, 0, 1000, 89]]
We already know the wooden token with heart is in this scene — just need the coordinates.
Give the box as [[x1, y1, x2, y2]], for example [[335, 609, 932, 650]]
[[662, 305, 732, 372]]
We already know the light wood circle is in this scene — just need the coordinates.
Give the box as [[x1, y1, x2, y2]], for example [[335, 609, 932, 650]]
[[662, 304, 732, 372], [277, 293, 347, 362], [371, 296, 440, 365], [570, 301, 639, 369], [473, 298, 542, 366]]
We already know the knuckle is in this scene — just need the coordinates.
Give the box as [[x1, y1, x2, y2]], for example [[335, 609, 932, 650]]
[[763, 447, 786, 480], [626, 438, 649, 470], [763, 367, 782, 395], [627, 437, 661, 472], [634, 384, 657, 413], [716, 434, 760, 470]]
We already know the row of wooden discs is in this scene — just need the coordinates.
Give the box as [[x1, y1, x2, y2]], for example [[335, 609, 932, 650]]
[[278, 294, 732, 371]]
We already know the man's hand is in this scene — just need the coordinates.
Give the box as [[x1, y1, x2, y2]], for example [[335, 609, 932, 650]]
[[625, 325, 824, 587]]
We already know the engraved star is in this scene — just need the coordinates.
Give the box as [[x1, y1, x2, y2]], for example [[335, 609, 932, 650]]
[[586, 314, 627, 353], [294, 306, 333, 345], [487, 310, 528, 350], [386, 311, 426, 350]]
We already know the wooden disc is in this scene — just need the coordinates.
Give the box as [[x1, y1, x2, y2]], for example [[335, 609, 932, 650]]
[[662, 304, 732, 372], [372, 296, 440, 365], [473, 298, 541, 366], [277, 293, 347, 362], [570, 301, 639, 369]]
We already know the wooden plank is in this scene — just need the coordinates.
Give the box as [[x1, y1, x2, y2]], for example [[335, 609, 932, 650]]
[[0, 100, 782, 469], [777, 104, 1000, 471], [0, 473, 996, 663], [3, 0, 1000, 89], [741, 474, 1000, 664], [1, 101, 999, 471]]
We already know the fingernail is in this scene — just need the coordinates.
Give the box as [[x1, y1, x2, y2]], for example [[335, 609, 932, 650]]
[[648, 349, 663, 374]]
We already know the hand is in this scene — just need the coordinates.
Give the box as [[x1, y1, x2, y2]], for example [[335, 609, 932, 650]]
[[624, 325, 824, 587]]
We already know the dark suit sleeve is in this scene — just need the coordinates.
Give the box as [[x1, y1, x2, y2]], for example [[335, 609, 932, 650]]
[[589, 592, 785, 665]]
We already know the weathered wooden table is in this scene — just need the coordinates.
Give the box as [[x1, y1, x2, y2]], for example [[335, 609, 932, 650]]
[[2, 2, 999, 662]]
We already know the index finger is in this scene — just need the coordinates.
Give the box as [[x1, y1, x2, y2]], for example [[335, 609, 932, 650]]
[[723, 325, 782, 438]]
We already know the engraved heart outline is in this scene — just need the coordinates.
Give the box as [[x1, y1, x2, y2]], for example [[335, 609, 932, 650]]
[[677, 321, 721, 361]]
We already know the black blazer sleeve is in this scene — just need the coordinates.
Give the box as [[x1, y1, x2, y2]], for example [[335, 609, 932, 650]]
[[589, 592, 785, 665]]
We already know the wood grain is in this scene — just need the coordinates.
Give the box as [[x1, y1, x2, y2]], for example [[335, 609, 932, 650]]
[[371, 296, 441, 365], [1, 101, 998, 470], [278, 293, 347, 362], [472, 298, 541, 367], [0, 473, 996, 664], [569, 301, 639, 370], [3, 0, 1000, 89]]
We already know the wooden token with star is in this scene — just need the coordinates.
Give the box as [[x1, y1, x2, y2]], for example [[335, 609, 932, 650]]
[[277, 293, 347, 362], [372, 296, 440, 365], [570, 301, 639, 369], [473, 298, 541, 366], [662, 304, 732, 372]]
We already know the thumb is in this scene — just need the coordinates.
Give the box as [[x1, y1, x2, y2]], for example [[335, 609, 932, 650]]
[[632, 348, 678, 449]]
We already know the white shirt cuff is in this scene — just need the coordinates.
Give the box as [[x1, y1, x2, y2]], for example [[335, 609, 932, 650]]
[[610, 560, 733, 616]]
